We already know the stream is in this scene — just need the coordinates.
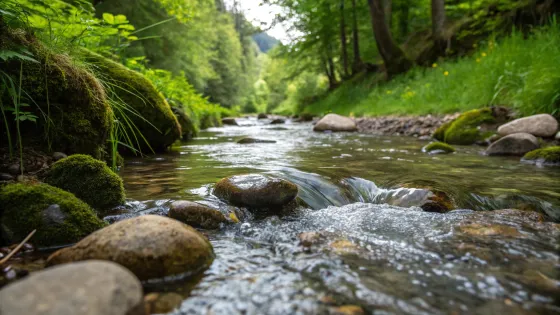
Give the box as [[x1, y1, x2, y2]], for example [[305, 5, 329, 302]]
[[115, 118, 559, 314]]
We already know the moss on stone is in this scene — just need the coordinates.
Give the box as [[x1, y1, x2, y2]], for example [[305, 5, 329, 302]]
[[82, 50, 181, 152], [439, 109, 496, 145], [44, 154, 125, 210], [423, 142, 456, 154], [433, 121, 452, 141], [0, 26, 112, 158], [0, 183, 106, 247], [522, 146, 560, 165], [168, 99, 197, 141]]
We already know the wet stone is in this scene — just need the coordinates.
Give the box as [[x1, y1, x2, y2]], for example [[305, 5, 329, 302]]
[[214, 174, 298, 210], [498, 114, 558, 137], [313, 114, 357, 132], [485, 133, 539, 156], [270, 118, 286, 124], [144, 292, 184, 314], [46, 215, 215, 281], [0, 173, 13, 181], [168, 200, 226, 229], [41, 204, 67, 226], [52, 152, 67, 161], [237, 137, 277, 144], [0, 260, 145, 315], [222, 118, 239, 126], [257, 113, 268, 119]]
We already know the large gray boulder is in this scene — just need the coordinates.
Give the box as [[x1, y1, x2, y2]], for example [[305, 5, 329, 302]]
[[0, 260, 145, 315], [485, 133, 539, 156], [497, 114, 558, 137], [46, 215, 214, 281], [313, 114, 357, 132]]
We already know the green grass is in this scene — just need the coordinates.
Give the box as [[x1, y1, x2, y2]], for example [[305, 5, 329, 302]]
[[303, 22, 560, 117]]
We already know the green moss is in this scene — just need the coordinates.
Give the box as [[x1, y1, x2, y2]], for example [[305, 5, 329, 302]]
[[422, 142, 456, 154], [0, 183, 106, 247], [0, 27, 112, 158], [522, 146, 560, 165], [169, 99, 197, 140], [82, 50, 181, 152], [44, 154, 125, 210], [433, 121, 452, 141], [442, 109, 496, 145]]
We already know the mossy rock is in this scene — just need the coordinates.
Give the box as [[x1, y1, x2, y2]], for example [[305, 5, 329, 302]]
[[434, 109, 496, 145], [44, 154, 125, 210], [522, 146, 560, 166], [169, 100, 197, 141], [82, 50, 181, 152], [0, 26, 112, 158], [422, 142, 456, 154], [0, 183, 106, 247]]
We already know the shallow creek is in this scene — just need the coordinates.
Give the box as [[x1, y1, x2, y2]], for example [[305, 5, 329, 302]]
[[116, 118, 559, 314]]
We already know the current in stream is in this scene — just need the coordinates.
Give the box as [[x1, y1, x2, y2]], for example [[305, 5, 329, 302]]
[[114, 117, 559, 315]]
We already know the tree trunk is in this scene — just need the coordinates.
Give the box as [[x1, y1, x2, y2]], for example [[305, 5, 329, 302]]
[[366, 0, 412, 78], [351, 0, 363, 74], [431, 0, 447, 54], [383, 0, 392, 29], [398, 2, 409, 39], [340, 0, 350, 78]]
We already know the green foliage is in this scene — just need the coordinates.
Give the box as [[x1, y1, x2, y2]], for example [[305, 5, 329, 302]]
[[300, 24, 560, 118], [44, 154, 125, 210], [0, 182, 106, 247]]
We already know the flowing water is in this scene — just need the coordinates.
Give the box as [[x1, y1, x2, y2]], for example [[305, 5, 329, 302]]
[[116, 118, 559, 315]]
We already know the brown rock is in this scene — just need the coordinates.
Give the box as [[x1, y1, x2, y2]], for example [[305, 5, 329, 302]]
[[314, 114, 357, 132], [168, 200, 226, 229], [485, 133, 539, 156], [46, 215, 214, 281]]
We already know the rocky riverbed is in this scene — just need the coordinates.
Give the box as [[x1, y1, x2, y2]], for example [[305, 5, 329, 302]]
[[1, 112, 559, 315]]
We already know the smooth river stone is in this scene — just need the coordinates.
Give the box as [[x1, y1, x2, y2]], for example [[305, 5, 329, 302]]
[[313, 114, 357, 132], [214, 174, 298, 209], [237, 137, 277, 144], [46, 215, 214, 281], [497, 114, 558, 137], [485, 133, 539, 156], [222, 118, 239, 126], [0, 260, 145, 315], [168, 200, 226, 229]]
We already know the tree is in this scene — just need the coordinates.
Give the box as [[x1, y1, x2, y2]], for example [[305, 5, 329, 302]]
[[339, 0, 350, 78], [366, 0, 412, 78], [431, 0, 446, 54], [350, 0, 363, 74]]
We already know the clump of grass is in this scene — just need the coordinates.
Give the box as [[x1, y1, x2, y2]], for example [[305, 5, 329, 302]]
[[304, 21, 560, 117]]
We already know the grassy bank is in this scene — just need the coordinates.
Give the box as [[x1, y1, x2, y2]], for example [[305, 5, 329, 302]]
[[301, 22, 560, 118]]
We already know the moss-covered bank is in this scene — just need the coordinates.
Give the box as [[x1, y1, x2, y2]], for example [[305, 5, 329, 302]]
[[0, 183, 106, 247], [0, 25, 112, 158], [433, 108, 497, 145], [522, 146, 560, 165], [82, 50, 181, 152], [44, 154, 125, 210]]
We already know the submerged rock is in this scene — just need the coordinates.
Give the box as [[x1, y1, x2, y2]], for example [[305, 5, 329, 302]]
[[522, 146, 560, 166], [422, 141, 455, 154], [0, 260, 145, 315], [144, 292, 184, 314], [168, 200, 226, 229], [313, 114, 357, 132], [44, 154, 125, 210], [83, 50, 181, 152], [214, 174, 298, 209], [0, 183, 106, 247], [485, 133, 539, 156], [46, 215, 214, 281], [498, 114, 558, 137], [237, 137, 277, 144], [222, 118, 239, 126], [270, 118, 286, 124]]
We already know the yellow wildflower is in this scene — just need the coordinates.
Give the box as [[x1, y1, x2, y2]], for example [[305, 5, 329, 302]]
[[432, 63, 438, 68], [482, 52, 487, 57], [444, 71, 449, 76], [476, 58, 481, 63]]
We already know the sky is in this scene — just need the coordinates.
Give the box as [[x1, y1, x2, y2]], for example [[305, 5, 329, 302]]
[[224, 0, 292, 43]]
